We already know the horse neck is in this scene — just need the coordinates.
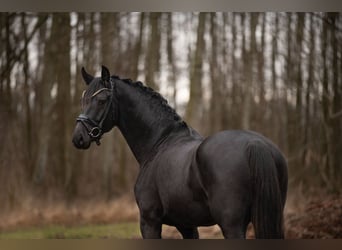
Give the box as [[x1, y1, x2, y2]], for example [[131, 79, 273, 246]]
[[115, 79, 185, 165]]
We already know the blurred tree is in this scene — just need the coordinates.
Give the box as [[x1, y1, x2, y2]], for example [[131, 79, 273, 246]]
[[270, 13, 280, 143], [230, 13, 239, 129], [21, 13, 33, 176], [166, 12, 178, 110], [271, 13, 279, 101], [321, 12, 333, 190], [285, 13, 296, 167], [1, 13, 14, 117], [302, 13, 315, 168], [33, 14, 57, 185], [84, 13, 98, 73], [294, 12, 305, 159], [209, 13, 222, 134], [322, 13, 342, 192], [186, 12, 206, 130], [242, 12, 255, 130], [145, 12, 161, 90], [54, 13, 72, 192], [132, 12, 145, 80], [257, 12, 266, 131], [219, 13, 230, 129]]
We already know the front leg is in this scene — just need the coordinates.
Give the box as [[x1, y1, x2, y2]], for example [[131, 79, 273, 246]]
[[140, 216, 162, 239], [135, 170, 163, 239], [176, 226, 199, 239], [136, 190, 163, 238]]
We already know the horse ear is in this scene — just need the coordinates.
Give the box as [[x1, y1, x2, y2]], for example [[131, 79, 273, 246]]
[[101, 65, 110, 84], [81, 67, 94, 85]]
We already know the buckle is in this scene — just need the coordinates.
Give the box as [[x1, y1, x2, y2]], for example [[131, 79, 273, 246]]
[[89, 127, 102, 138]]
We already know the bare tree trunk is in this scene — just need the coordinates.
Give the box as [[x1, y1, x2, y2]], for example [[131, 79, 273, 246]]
[[145, 12, 161, 90], [285, 13, 295, 159], [328, 13, 341, 191], [209, 13, 221, 134], [132, 12, 145, 80], [33, 14, 56, 185], [4, 13, 13, 117], [20, 13, 34, 178], [271, 13, 280, 143], [185, 12, 206, 130], [53, 13, 72, 195], [219, 13, 230, 129], [166, 13, 178, 110], [295, 12, 305, 148], [337, 15, 342, 188], [302, 13, 315, 167], [85, 13, 97, 73], [258, 13, 266, 110], [230, 13, 239, 128], [242, 13, 257, 130], [271, 14, 279, 99], [321, 13, 334, 190]]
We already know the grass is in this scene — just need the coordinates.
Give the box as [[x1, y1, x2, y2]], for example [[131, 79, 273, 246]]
[[0, 222, 141, 239]]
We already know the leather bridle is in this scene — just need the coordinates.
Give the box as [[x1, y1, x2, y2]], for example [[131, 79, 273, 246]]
[[76, 78, 117, 145]]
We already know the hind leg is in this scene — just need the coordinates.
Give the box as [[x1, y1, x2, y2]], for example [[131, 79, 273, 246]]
[[219, 219, 249, 239], [176, 226, 199, 239], [217, 213, 250, 238], [216, 209, 250, 239], [209, 191, 251, 239]]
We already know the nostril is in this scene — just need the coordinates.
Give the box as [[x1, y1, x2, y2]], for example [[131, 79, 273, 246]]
[[72, 130, 91, 149], [79, 136, 84, 146]]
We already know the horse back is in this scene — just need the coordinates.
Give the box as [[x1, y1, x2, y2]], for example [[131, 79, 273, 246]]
[[195, 130, 287, 198]]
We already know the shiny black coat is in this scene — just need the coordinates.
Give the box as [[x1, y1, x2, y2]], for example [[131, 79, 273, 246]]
[[72, 66, 288, 239]]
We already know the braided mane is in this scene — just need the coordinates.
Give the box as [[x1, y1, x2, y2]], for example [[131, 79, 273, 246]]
[[112, 75, 185, 124]]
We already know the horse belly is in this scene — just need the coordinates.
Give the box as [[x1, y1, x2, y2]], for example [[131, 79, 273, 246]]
[[162, 193, 215, 227]]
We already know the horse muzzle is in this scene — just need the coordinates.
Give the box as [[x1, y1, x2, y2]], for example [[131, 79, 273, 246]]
[[72, 122, 92, 149]]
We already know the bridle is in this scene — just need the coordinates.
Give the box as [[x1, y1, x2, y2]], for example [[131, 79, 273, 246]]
[[76, 77, 117, 146]]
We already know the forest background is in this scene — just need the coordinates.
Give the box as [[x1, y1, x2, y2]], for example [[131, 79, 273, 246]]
[[0, 12, 341, 238]]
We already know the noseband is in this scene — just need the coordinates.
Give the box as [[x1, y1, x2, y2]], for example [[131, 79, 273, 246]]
[[76, 78, 117, 145]]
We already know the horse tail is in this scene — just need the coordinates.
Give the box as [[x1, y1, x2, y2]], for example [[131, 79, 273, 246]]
[[247, 140, 285, 239]]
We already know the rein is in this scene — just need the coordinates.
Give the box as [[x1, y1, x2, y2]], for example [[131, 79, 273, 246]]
[[76, 78, 117, 145]]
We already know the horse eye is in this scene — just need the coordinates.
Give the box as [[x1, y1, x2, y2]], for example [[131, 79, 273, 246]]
[[98, 99, 107, 105]]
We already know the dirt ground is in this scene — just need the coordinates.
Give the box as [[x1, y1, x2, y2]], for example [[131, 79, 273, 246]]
[[0, 192, 341, 239], [285, 194, 342, 238]]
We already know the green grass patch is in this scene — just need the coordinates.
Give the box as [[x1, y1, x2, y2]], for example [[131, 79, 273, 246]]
[[0, 222, 141, 239]]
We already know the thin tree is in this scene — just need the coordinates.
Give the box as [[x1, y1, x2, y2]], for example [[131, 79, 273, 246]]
[[209, 13, 221, 134], [327, 13, 341, 191], [145, 12, 161, 90], [166, 12, 178, 110], [33, 14, 58, 184], [185, 12, 206, 130], [54, 13, 72, 193], [302, 13, 315, 168]]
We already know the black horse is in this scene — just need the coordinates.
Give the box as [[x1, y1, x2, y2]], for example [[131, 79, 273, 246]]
[[72, 66, 288, 239]]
